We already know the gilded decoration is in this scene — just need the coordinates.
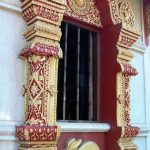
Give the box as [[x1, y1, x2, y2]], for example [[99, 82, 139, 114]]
[[66, 138, 100, 150], [146, 6, 150, 35], [108, 0, 138, 28], [67, 0, 91, 15], [21, 56, 59, 126], [74, 0, 86, 7], [108, 0, 122, 24], [65, 0, 101, 27], [108, 0, 141, 150], [119, 2, 135, 26], [16, 0, 66, 149]]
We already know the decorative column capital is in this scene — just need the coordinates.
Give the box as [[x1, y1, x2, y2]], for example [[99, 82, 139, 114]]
[[21, 0, 66, 26], [19, 0, 66, 59]]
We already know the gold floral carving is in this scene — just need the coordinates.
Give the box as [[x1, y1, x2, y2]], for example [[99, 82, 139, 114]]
[[108, 0, 137, 27], [67, 0, 90, 15], [74, 0, 85, 7], [65, 138, 100, 150], [146, 6, 150, 35], [108, 0, 141, 150], [16, 0, 66, 149], [65, 0, 101, 27], [22, 56, 59, 126], [108, 0, 122, 24], [119, 2, 135, 26]]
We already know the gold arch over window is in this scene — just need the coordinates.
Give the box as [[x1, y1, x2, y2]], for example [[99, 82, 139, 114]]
[[65, 0, 101, 27]]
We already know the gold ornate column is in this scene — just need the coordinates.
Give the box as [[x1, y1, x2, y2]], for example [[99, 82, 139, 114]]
[[146, 5, 150, 36], [143, 2, 150, 45], [108, 0, 141, 149], [116, 2, 141, 150], [16, 0, 66, 149]]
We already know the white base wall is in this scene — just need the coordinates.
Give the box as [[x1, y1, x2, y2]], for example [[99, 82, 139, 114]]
[[0, 141, 18, 150], [0, 1, 25, 123], [0, 2, 25, 150], [130, 42, 150, 150]]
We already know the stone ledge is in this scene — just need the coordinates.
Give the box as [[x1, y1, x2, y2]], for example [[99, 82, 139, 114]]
[[58, 122, 110, 133], [0, 121, 110, 141]]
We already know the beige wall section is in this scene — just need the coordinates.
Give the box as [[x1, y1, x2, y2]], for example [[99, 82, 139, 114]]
[[130, 0, 143, 31]]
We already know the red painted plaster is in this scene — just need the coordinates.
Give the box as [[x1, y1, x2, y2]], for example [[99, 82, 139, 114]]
[[58, 1, 126, 150], [143, 1, 150, 46], [100, 23, 122, 150]]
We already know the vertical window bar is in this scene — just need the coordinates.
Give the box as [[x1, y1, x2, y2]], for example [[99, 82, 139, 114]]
[[89, 32, 94, 121], [77, 28, 80, 120], [63, 23, 68, 120]]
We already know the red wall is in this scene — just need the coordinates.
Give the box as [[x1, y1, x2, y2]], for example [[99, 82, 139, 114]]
[[100, 23, 122, 150]]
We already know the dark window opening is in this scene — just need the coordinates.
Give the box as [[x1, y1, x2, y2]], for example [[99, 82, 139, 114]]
[[57, 22, 98, 121]]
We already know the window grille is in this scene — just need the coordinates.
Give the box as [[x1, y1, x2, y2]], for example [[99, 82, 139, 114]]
[[57, 22, 98, 121]]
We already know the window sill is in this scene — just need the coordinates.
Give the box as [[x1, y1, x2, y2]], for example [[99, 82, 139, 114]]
[[58, 122, 110, 133], [0, 121, 110, 141]]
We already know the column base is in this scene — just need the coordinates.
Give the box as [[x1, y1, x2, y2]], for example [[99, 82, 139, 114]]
[[118, 138, 137, 150], [16, 126, 60, 150], [19, 147, 57, 150], [18, 141, 57, 150]]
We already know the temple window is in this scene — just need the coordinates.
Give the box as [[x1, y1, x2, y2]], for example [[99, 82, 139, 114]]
[[57, 21, 98, 121]]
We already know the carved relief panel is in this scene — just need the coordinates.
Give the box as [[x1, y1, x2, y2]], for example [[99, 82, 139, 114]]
[[146, 6, 150, 35], [65, 0, 101, 27]]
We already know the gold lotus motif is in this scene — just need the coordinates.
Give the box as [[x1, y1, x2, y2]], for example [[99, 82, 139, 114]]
[[74, 0, 85, 7]]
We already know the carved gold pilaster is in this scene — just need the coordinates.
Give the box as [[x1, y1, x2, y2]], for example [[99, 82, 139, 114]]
[[108, 1, 141, 150], [117, 2, 141, 150], [146, 5, 150, 36], [16, 0, 66, 149]]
